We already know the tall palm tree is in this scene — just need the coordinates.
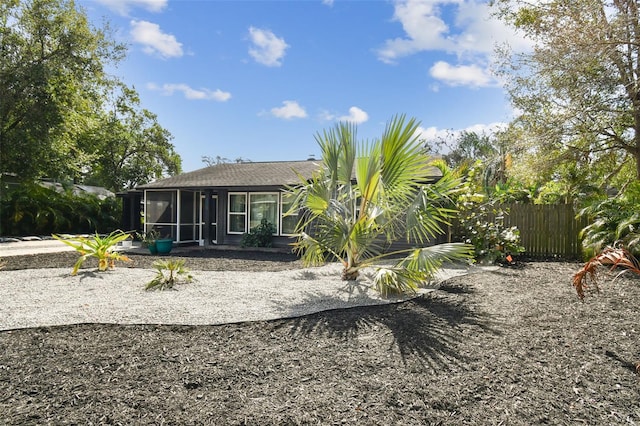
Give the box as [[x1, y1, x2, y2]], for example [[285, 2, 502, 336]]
[[288, 115, 472, 295]]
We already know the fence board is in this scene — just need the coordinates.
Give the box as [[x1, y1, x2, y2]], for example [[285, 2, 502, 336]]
[[450, 204, 589, 260], [502, 204, 588, 259]]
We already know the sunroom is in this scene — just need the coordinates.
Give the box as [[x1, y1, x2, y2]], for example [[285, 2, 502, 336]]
[[119, 160, 321, 248]]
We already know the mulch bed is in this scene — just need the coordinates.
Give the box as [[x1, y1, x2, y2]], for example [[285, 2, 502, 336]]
[[1, 254, 639, 425]]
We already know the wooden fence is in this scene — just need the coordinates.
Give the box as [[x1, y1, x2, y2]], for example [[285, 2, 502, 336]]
[[502, 204, 588, 259], [450, 204, 590, 260]]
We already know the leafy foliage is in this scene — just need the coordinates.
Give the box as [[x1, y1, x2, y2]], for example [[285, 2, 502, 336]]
[[0, 182, 121, 236], [80, 86, 182, 191], [456, 191, 524, 264], [240, 219, 276, 248], [136, 229, 161, 248], [0, 1, 181, 190], [578, 187, 640, 258], [573, 246, 640, 301], [0, 0, 124, 181], [453, 165, 525, 264], [145, 258, 194, 291], [289, 115, 472, 295], [52, 230, 131, 275], [493, 0, 640, 184]]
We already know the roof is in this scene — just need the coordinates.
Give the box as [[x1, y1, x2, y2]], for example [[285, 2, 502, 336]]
[[136, 158, 444, 190], [137, 160, 321, 189]]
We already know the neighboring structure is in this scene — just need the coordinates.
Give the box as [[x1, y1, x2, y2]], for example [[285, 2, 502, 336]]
[[118, 159, 443, 249]]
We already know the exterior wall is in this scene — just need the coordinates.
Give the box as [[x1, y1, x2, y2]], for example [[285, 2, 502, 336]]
[[128, 186, 293, 248], [118, 191, 142, 234]]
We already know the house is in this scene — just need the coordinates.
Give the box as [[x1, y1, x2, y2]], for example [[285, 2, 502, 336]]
[[118, 159, 443, 249]]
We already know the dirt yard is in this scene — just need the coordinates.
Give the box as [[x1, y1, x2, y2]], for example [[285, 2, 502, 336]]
[[1, 251, 639, 425]]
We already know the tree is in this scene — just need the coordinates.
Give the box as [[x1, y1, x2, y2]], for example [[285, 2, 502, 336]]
[[289, 115, 471, 295], [201, 155, 251, 166], [0, 0, 125, 181], [81, 86, 182, 191], [437, 130, 518, 197], [493, 0, 640, 189], [0, 0, 180, 191], [438, 131, 497, 169]]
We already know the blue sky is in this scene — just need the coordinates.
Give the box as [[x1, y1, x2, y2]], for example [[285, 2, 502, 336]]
[[78, 0, 530, 172]]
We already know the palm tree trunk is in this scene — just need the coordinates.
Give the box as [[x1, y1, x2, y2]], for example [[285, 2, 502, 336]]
[[341, 267, 359, 281]]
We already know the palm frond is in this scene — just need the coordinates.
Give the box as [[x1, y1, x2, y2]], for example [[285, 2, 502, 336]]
[[374, 243, 472, 295], [573, 246, 640, 300]]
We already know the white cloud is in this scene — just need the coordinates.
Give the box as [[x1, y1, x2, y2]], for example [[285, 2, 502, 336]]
[[377, 0, 530, 64], [338, 106, 369, 124], [248, 27, 289, 67], [96, 0, 167, 15], [377, 0, 455, 64], [429, 61, 495, 87], [147, 83, 231, 101], [270, 101, 307, 119], [322, 0, 335, 6], [130, 20, 183, 59]]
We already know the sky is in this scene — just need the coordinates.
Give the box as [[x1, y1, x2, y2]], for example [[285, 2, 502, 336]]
[[78, 0, 531, 173]]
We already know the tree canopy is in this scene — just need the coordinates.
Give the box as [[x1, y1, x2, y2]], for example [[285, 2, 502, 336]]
[[0, 0, 180, 191], [493, 0, 640, 189]]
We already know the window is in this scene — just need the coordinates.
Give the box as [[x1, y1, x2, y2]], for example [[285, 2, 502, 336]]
[[249, 193, 279, 234], [228, 193, 247, 233], [145, 190, 177, 239], [178, 191, 199, 242], [227, 191, 300, 236], [280, 195, 298, 235]]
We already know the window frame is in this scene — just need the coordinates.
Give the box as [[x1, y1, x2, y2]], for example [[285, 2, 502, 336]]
[[227, 192, 247, 234], [280, 194, 299, 236], [248, 192, 280, 236]]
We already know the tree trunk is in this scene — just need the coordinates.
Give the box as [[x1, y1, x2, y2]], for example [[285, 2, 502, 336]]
[[341, 268, 359, 281]]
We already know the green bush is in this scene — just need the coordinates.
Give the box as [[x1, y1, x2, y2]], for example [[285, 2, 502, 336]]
[[241, 219, 276, 248], [0, 182, 121, 236], [456, 193, 524, 264], [578, 191, 640, 258]]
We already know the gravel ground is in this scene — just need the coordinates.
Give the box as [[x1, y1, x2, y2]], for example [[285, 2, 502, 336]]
[[0, 250, 474, 331]]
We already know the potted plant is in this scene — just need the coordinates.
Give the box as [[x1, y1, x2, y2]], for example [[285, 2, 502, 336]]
[[155, 237, 173, 254], [137, 229, 160, 254]]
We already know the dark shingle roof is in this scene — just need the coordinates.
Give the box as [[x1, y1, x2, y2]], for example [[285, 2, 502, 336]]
[[137, 158, 444, 190], [137, 160, 321, 189]]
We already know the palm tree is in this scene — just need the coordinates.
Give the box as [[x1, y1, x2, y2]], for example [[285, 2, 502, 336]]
[[288, 115, 472, 295]]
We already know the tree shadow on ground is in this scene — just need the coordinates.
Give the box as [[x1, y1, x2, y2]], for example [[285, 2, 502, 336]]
[[276, 283, 496, 372]]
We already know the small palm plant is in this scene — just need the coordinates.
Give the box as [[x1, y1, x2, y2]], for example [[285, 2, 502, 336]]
[[52, 230, 132, 275], [145, 258, 193, 291], [288, 115, 472, 295]]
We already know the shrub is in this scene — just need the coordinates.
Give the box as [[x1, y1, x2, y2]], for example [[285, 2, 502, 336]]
[[457, 193, 524, 264], [145, 258, 193, 291], [0, 182, 121, 236], [579, 195, 640, 258], [52, 230, 132, 275], [241, 219, 276, 248]]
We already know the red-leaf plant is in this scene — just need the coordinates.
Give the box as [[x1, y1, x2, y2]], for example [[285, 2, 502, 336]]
[[573, 246, 640, 300], [573, 246, 640, 374]]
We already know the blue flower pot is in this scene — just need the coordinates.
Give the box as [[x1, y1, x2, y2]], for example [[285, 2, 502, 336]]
[[148, 243, 158, 255], [155, 239, 173, 254]]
